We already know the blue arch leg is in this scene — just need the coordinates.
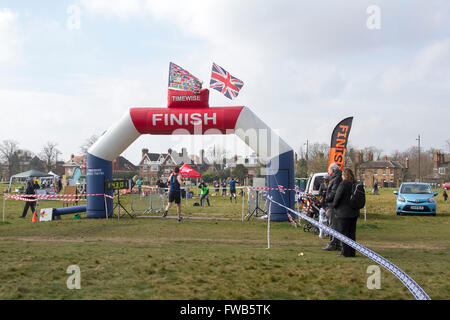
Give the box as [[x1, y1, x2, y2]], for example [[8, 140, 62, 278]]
[[86, 153, 113, 218], [266, 150, 295, 222]]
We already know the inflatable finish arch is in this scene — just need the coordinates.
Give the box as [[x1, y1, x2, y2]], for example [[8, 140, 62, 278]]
[[86, 106, 294, 221]]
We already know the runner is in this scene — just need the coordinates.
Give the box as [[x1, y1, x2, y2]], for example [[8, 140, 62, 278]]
[[162, 167, 189, 222]]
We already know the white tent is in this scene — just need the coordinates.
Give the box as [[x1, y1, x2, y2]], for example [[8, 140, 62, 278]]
[[47, 171, 60, 178]]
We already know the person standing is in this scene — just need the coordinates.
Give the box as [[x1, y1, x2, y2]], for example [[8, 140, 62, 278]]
[[443, 189, 448, 202], [333, 168, 360, 257], [228, 177, 237, 203], [214, 181, 220, 196], [57, 178, 62, 193], [136, 177, 142, 195], [19, 181, 37, 218], [322, 163, 343, 251], [221, 179, 227, 197], [199, 182, 211, 206], [372, 182, 379, 195], [162, 167, 188, 222], [33, 178, 40, 190]]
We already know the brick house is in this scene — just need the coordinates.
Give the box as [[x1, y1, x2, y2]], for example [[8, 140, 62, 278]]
[[63, 154, 87, 178], [138, 149, 179, 183], [356, 155, 407, 188]]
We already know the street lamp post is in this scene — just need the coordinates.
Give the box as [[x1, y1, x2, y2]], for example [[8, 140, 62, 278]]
[[416, 134, 421, 182]]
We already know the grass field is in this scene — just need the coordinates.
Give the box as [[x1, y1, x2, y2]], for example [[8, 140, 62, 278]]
[[0, 187, 449, 300]]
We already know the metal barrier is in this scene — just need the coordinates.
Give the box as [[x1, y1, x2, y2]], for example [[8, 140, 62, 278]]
[[131, 187, 166, 215]]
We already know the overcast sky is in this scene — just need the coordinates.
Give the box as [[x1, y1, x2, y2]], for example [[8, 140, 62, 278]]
[[1, 0, 449, 165]]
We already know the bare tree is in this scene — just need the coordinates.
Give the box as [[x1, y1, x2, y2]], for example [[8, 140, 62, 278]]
[[206, 145, 229, 170], [364, 146, 383, 160], [307, 142, 329, 174], [80, 135, 99, 154], [446, 138, 450, 153], [40, 141, 61, 172], [0, 140, 20, 176]]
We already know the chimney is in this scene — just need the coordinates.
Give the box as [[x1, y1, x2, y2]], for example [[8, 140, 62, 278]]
[[233, 154, 238, 163], [367, 151, 373, 162], [434, 151, 440, 169], [142, 148, 148, 157], [71, 154, 74, 159], [199, 149, 204, 164], [405, 157, 409, 169], [168, 148, 173, 155], [384, 155, 388, 161], [355, 151, 363, 164]]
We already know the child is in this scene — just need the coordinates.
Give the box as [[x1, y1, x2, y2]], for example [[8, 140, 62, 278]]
[[318, 207, 329, 239]]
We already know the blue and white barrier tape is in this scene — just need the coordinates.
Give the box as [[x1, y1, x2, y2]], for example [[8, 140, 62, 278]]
[[267, 196, 431, 300]]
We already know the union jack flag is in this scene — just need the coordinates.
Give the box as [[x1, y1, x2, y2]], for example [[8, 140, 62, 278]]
[[209, 62, 244, 99]]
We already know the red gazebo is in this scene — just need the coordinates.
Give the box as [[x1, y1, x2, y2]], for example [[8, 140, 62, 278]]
[[179, 163, 201, 178]]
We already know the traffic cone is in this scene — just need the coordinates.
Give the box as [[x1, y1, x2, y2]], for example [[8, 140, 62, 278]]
[[32, 211, 38, 222]]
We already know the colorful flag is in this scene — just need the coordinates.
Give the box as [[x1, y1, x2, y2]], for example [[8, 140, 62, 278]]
[[168, 62, 202, 93], [209, 62, 244, 99]]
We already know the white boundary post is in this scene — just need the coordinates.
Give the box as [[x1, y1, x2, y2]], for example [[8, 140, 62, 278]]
[[241, 187, 245, 222], [267, 198, 272, 249], [364, 206, 367, 221], [104, 194, 108, 219], [2, 194, 6, 223]]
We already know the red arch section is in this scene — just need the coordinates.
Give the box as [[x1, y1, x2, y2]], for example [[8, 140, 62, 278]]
[[130, 107, 244, 135]]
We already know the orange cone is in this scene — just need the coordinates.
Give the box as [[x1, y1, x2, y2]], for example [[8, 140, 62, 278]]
[[32, 212, 38, 222]]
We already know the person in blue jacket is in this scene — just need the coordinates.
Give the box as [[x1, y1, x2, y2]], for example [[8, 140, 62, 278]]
[[228, 177, 237, 203]]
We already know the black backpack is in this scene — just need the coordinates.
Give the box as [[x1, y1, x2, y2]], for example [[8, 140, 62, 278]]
[[349, 182, 366, 209]]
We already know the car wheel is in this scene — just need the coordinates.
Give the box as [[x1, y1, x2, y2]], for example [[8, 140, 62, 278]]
[[396, 212, 400, 215]]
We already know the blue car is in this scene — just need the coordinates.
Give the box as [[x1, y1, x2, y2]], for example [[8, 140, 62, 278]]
[[394, 183, 438, 216]]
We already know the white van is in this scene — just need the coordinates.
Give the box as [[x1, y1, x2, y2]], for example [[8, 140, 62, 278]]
[[305, 172, 328, 196]]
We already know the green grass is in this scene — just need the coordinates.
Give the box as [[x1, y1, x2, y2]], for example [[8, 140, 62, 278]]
[[0, 188, 449, 300]]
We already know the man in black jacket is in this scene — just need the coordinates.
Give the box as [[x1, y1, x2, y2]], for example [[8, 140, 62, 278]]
[[322, 163, 343, 251], [19, 181, 37, 218]]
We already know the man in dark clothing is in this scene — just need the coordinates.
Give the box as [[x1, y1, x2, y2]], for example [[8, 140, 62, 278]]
[[322, 163, 343, 251], [162, 167, 189, 222], [20, 181, 37, 218], [57, 178, 63, 193], [228, 178, 237, 203]]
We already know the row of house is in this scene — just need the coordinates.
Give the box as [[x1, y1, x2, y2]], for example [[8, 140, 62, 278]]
[[345, 150, 449, 188], [60, 148, 262, 184]]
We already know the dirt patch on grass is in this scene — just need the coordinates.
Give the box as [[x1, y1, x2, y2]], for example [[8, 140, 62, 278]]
[[0, 236, 268, 245], [0, 236, 447, 251]]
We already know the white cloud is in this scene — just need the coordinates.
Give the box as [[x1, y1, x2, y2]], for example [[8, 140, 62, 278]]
[[0, 8, 20, 64]]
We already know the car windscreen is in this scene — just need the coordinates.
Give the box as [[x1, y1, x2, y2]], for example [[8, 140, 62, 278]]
[[400, 184, 432, 194]]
